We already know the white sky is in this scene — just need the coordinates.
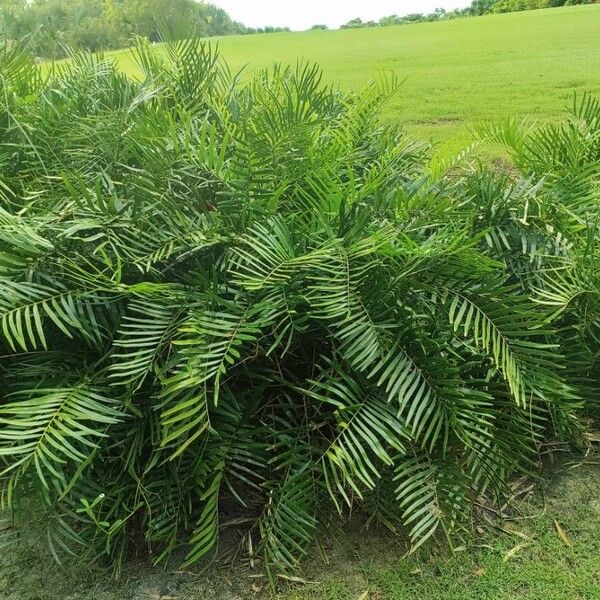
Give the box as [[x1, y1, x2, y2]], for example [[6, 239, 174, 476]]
[[210, 1, 473, 31]]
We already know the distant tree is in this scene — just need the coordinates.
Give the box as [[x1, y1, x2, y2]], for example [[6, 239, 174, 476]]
[[340, 0, 597, 32], [489, 0, 597, 13], [403, 13, 425, 21], [379, 15, 402, 26], [0, 0, 248, 58], [310, 24, 328, 30], [261, 26, 290, 33], [470, 0, 500, 15], [340, 18, 364, 29]]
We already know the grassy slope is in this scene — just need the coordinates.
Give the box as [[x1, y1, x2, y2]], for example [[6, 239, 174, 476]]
[[1, 455, 598, 599], [106, 5, 600, 147]]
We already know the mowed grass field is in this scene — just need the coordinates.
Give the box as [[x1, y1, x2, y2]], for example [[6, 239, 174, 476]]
[[105, 5, 600, 146]]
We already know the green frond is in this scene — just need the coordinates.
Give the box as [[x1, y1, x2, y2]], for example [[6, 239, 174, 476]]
[[117, 217, 219, 274], [110, 298, 183, 390], [446, 284, 528, 404], [394, 454, 471, 550], [307, 243, 391, 370], [306, 367, 408, 508], [230, 216, 330, 291], [0, 383, 120, 491], [367, 340, 454, 451], [0, 278, 112, 351], [443, 281, 570, 407], [259, 464, 317, 577], [183, 466, 224, 566], [0, 208, 54, 275], [159, 304, 264, 457], [159, 358, 210, 459]]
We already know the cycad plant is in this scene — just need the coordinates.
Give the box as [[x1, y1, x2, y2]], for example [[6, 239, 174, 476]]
[[0, 40, 596, 579]]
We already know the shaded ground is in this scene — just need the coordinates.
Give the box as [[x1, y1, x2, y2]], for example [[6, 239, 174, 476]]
[[1, 452, 598, 599]]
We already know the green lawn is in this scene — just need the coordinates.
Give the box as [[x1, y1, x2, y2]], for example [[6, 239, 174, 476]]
[[103, 5, 600, 147], [1, 455, 598, 599]]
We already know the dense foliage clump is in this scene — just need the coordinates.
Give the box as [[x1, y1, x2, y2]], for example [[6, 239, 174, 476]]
[[0, 0, 289, 59], [492, 0, 599, 13], [0, 42, 598, 580], [340, 0, 599, 29]]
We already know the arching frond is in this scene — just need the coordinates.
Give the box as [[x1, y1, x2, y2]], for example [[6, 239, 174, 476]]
[[158, 303, 264, 457], [0, 279, 113, 351], [184, 465, 224, 566], [110, 298, 183, 390], [259, 463, 317, 577], [367, 338, 460, 451], [0, 383, 120, 491], [230, 216, 330, 291], [306, 367, 408, 507], [394, 454, 471, 550]]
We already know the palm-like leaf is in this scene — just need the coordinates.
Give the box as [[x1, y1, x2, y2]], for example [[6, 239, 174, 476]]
[[259, 464, 317, 577], [394, 453, 471, 550], [110, 298, 183, 390], [184, 466, 224, 565], [306, 366, 408, 508], [0, 383, 120, 490]]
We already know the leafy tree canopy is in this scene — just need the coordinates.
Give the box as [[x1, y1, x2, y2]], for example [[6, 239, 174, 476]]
[[0, 0, 288, 59], [341, 0, 598, 29]]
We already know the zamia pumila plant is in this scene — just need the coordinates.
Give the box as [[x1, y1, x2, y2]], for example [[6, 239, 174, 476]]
[[0, 40, 597, 581]]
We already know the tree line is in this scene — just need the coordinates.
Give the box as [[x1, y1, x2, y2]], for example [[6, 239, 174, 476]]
[[338, 0, 598, 29], [0, 0, 289, 59], [1, 0, 597, 62]]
